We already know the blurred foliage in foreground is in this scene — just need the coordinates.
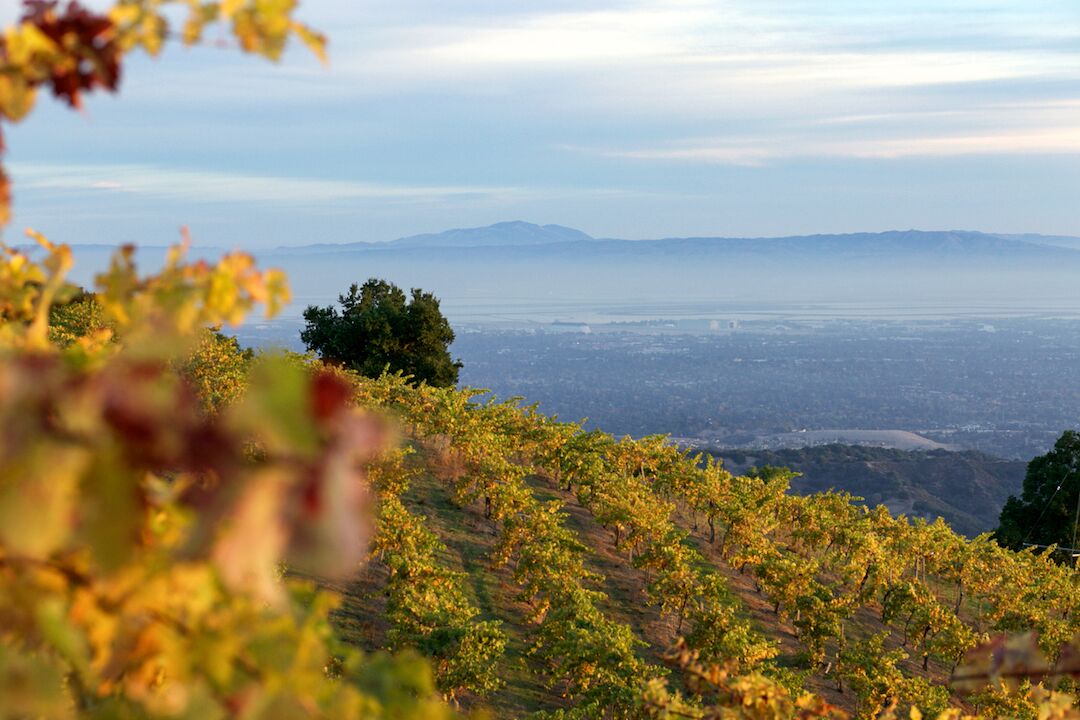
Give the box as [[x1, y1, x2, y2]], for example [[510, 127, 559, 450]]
[[0, 236, 462, 719]]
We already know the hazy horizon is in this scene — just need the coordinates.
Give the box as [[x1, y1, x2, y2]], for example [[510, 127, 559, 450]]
[[22, 221, 1080, 249]]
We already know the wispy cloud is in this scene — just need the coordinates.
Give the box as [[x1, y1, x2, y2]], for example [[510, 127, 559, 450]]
[[9, 162, 665, 210], [112, 1, 1080, 113], [11, 162, 527, 205], [6, 1, 1080, 239], [331, 3, 1080, 91], [573, 89, 1080, 165], [592, 126, 1080, 166]]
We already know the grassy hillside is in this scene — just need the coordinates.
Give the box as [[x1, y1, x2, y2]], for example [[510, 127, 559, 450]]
[[713, 446, 1025, 538], [324, 373, 1079, 718]]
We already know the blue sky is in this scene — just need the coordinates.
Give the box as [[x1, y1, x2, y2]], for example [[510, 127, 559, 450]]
[[3, 0, 1080, 247]]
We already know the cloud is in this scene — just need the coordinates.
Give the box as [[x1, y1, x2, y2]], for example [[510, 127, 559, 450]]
[[590, 126, 1080, 166], [10, 162, 527, 205], [109, 1, 1078, 112], [331, 2, 1080, 87], [9, 162, 665, 214], [6, 0, 1080, 240], [575, 91, 1080, 165]]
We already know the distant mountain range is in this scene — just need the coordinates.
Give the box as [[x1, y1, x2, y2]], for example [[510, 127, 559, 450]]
[[47, 220, 1080, 258], [47, 221, 1080, 322], [395, 221, 593, 248], [277, 221, 1080, 258], [286, 221, 592, 252], [995, 233, 1080, 251]]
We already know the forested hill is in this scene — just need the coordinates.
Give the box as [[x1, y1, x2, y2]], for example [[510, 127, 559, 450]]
[[713, 445, 1024, 537]]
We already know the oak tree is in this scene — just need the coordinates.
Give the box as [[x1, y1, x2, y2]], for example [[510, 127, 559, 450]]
[[997, 430, 1080, 561], [301, 278, 462, 387]]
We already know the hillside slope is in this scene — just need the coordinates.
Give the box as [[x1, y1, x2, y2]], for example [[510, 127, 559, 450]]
[[323, 373, 1079, 718], [714, 445, 1025, 537]]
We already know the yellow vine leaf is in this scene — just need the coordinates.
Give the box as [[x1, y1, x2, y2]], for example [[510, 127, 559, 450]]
[[291, 20, 327, 64]]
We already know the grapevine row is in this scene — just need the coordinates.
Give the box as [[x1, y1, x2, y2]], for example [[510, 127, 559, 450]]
[[366, 447, 507, 701], [352, 375, 666, 717]]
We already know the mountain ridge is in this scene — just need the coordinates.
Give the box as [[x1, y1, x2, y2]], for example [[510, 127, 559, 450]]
[[276, 222, 1080, 258], [43, 223, 1080, 256], [393, 220, 593, 247], [46, 223, 1080, 320]]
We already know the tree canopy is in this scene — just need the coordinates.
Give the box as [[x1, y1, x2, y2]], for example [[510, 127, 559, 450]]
[[996, 430, 1080, 560], [301, 278, 462, 387]]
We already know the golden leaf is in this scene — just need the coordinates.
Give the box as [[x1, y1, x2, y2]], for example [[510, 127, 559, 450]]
[[291, 20, 327, 64]]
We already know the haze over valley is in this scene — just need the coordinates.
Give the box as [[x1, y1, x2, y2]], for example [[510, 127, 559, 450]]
[[56, 221, 1080, 325], [83, 220, 1073, 476]]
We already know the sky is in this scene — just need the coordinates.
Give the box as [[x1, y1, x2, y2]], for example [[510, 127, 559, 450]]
[[3, 0, 1080, 247]]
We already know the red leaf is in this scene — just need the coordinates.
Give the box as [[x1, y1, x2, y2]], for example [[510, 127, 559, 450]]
[[17, 1, 122, 109], [310, 369, 351, 425]]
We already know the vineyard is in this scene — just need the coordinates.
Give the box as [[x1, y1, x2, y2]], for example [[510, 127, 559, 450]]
[[1, 1, 1079, 718], [330, 369, 1080, 718]]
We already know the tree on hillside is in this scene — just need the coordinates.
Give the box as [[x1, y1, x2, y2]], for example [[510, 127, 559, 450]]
[[995, 430, 1080, 560], [301, 278, 461, 387]]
